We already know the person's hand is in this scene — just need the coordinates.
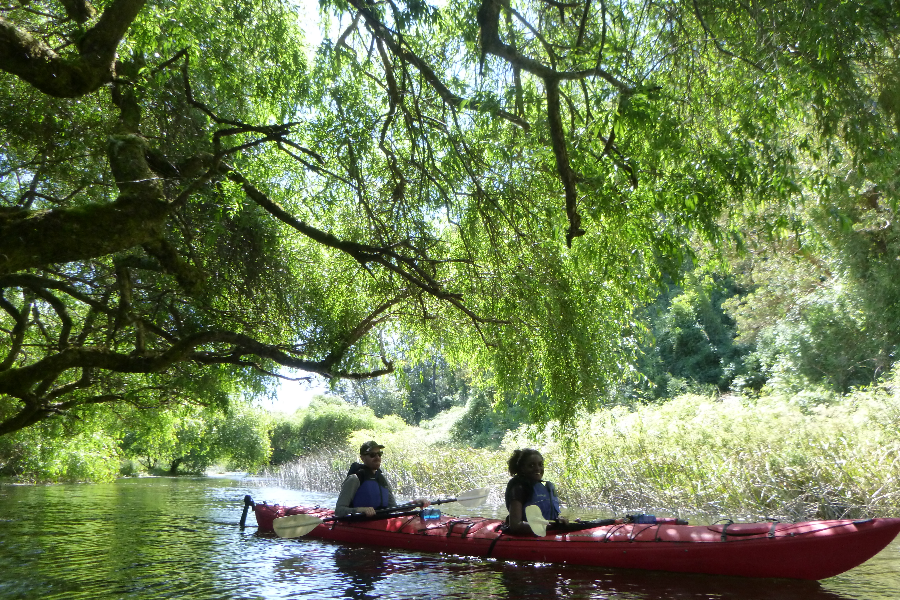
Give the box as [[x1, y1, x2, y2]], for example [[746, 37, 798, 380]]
[[613, 517, 626, 525], [558, 515, 569, 524], [414, 498, 430, 507], [359, 507, 376, 517]]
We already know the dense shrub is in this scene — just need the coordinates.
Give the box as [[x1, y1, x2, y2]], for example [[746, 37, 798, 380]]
[[334, 359, 469, 425], [117, 403, 272, 475], [274, 366, 900, 522], [635, 274, 754, 400], [269, 395, 379, 465], [724, 187, 900, 394], [450, 391, 529, 448], [0, 419, 121, 482]]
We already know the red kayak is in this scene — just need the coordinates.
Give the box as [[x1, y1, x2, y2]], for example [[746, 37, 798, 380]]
[[250, 501, 900, 580]]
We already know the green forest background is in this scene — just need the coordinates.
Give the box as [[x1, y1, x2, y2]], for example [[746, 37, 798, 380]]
[[2, 0, 900, 518]]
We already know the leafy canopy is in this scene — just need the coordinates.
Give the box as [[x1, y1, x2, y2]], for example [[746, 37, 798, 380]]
[[1, 0, 898, 435]]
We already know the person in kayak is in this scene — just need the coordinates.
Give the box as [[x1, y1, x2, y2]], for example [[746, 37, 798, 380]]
[[504, 448, 567, 535], [334, 440, 428, 517], [334, 440, 395, 517]]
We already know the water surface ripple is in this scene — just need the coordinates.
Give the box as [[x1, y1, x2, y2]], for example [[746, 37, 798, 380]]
[[0, 476, 897, 599]]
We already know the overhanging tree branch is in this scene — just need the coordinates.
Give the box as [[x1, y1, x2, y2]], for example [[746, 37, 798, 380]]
[[0, 0, 147, 97], [347, 0, 530, 131], [0, 76, 171, 274], [473, 0, 639, 246], [0, 321, 399, 435], [224, 167, 508, 326]]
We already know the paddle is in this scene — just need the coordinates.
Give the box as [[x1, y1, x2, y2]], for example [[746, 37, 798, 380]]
[[239, 495, 255, 529], [273, 487, 491, 539], [524, 504, 551, 537], [520, 508, 684, 536]]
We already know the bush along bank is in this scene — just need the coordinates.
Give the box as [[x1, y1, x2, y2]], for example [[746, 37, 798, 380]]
[[269, 369, 900, 523]]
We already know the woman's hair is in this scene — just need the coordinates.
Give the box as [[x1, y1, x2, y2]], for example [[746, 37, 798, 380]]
[[507, 448, 542, 476]]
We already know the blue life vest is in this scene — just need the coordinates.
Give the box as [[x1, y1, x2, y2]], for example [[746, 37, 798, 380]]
[[523, 481, 560, 521], [352, 478, 390, 509], [346, 463, 391, 509]]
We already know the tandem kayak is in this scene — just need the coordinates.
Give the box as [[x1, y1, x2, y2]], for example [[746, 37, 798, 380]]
[[247, 498, 900, 581]]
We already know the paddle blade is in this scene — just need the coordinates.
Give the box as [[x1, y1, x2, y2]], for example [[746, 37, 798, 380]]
[[455, 487, 490, 507], [525, 505, 550, 537], [273, 514, 323, 538]]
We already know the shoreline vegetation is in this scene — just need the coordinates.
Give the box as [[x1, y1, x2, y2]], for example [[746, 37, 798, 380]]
[[3, 367, 898, 525], [263, 370, 900, 523]]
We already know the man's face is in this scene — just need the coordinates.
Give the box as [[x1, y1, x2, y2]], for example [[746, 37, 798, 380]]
[[361, 449, 383, 470]]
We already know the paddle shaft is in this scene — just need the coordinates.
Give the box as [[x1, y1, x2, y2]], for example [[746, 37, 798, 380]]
[[325, 505, 420, 523], [427, 496, 463, 507], [239, 495, 255, 529], [337, 487, 488, 517], [321, 496, 462, 523], [272, 487, 490, 538], [324, 509, 421, 524]]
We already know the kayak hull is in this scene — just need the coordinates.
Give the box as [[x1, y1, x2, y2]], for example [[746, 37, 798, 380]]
[[252, 503, 900, 580]]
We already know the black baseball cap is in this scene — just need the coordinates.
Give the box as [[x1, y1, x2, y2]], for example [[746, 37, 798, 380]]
[[360, 440, 385, 454]]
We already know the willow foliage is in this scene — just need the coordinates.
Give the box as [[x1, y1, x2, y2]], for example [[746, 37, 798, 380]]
[[1, 0, 897, 435]]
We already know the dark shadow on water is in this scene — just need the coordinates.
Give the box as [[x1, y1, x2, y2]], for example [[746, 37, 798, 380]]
[[494, 561, 856, 600], [270, 540, 391, 599], [290, 540, 864, 600], [332, 546, 389, 600], [269, 536, 873, 600]]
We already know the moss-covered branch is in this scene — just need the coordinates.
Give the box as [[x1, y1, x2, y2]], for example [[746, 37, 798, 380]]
[[0, 0, 146, 97]]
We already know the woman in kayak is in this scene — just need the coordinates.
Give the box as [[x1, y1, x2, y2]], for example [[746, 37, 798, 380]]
[[504, 448, 567, 535], [335, 440, 428, 517]]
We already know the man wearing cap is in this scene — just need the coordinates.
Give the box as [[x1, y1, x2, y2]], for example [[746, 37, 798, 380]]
[[334, 440, 399, 517]]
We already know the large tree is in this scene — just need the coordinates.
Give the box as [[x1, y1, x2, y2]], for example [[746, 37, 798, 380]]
[[1, 0, 897, 435]]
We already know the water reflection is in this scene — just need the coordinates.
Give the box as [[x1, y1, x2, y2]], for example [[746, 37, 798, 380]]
[[332, 547, 388, 599], [491, 563, 852, 600], [498, 563, 568, 598], [282, 540, 875, 600]]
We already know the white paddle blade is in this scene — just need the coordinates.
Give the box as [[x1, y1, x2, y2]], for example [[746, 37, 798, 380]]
[[273, 514, 323, 538], [525, 505, 550, 537], [456, 487, 491, 507]]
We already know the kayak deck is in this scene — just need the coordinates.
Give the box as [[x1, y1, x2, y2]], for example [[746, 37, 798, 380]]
[[252, 502, 900, 580]]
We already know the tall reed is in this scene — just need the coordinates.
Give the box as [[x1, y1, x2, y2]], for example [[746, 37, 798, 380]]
[[262, 374, 900, 522]]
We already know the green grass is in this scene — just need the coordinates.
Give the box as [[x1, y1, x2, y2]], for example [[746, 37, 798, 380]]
[[264, 367, 900, 522]]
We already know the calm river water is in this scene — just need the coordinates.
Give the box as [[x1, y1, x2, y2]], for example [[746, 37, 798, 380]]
[[0, 475, 898, 599]]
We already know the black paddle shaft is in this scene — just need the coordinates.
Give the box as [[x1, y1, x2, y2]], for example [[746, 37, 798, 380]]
[[323, 509, 421, 524], [428, 497, 463, 506], [318, 497, 460, 524], [239, 495, 255, 529]]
